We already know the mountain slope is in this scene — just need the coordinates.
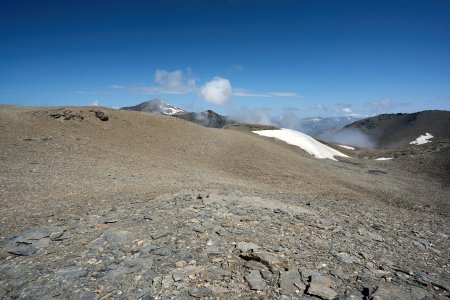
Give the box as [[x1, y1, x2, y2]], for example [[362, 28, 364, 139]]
[[1, 105, 449, 299], [340, 110, 450, 149]]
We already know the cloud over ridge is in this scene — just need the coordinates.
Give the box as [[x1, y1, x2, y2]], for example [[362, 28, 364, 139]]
[[131, 68, 300, 105], [200, 77, 232, 104]]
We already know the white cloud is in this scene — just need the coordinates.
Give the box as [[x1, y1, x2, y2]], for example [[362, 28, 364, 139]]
[[337, 104, 360, 116], [341, 107, 353, 114], [131, 68, 301, 103], [135, 69, 197, 94], [92, 100, 100, 106], [200, 77, 232, 104], [232, 88, 301, 98], [233, 64, 244, 71]]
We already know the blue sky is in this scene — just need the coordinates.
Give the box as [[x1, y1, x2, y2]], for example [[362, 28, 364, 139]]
[[1, 0, 450, 118]]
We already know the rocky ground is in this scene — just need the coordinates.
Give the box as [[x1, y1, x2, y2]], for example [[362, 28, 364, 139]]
[[0, 105, 449, 299]]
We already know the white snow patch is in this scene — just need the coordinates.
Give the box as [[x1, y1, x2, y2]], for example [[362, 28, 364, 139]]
[[163, 107, 184, 115], [375, 157, 393, 161], [338, 144, 355, 150], [253, 128, 349, 160], [410, 133, 433, 145]]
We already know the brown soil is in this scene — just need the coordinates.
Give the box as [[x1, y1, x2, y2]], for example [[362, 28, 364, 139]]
[[1, 105, 449, 238]]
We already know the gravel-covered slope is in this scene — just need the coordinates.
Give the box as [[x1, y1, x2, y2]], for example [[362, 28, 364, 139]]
[[0, 105, 449, 299]]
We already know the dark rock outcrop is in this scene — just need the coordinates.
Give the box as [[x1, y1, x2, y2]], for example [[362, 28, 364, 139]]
[[172, 110, 233, 128]]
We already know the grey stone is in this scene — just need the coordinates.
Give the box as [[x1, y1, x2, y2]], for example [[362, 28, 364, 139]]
[[7, 244, 38, 256], [172, 265, 203, 282], [254, 251, 283, 267], [261, 270, 273, 281], [371, 284, 411, 300], [279, 269, 303, 295], [151, 230, 171, 240], [413, 271, 450, 292], [244, 260, 269, 271], [237, 241, 260, 252], [161, 275, 174, 288], [206, 245, 223, 255], [143, 214, 155, 220], [308, 283, 338, 300], [71, 290, 97, 300], [301, 268, 320, 281], [336, 252, 361, 264], [245, 270, 266, 290], [153, 246, 173, 256], [337, 289, 364, 300], [307, 275, 337, 300], [18, 227, 53, 240], [32, 237, 50, 249], [189, 287, 212, 298], [357, 227, 384, 242], [104, 229, 133, 248], [409, 286, 433, 300], [55, 267, 88, 281], [199, 266, 232, 281]]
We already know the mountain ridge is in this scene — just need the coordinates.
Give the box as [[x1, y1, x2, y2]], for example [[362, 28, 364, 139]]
[[121, 99, 233, 128], [340, 110, 450, 149]]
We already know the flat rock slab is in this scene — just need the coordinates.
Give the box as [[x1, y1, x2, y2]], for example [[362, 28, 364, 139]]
[[372, 284, 412, 300], [7, 244, 38, 256], [245, 270, 266, 290], [307, 275, 338, 300], [237, 241, 260, 252], [414, 272, 450, 292], [279, 269, 303, 295]]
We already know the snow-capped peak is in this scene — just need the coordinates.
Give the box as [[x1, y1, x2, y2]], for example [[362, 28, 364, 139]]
[[158, 103, 185, 115]]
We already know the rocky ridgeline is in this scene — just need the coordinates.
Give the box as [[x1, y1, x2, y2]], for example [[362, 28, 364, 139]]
[[1, 190, 449, 299]]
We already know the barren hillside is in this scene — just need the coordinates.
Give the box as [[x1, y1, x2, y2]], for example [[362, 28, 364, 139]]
[[341, 110, 450, 149], [1, 105, 449, 299]]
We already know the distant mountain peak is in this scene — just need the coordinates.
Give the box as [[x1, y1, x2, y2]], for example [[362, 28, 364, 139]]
[[120, 99, 233, 128], [121, 99, 185, 115]]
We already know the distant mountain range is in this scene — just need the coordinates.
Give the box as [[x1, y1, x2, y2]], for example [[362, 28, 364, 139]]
[[121, 100, 361, 134], [278, 115, 361, 137], [121, 100, 450, 150], [121, 99, 233, 128], [334, 110, 450, 149]]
